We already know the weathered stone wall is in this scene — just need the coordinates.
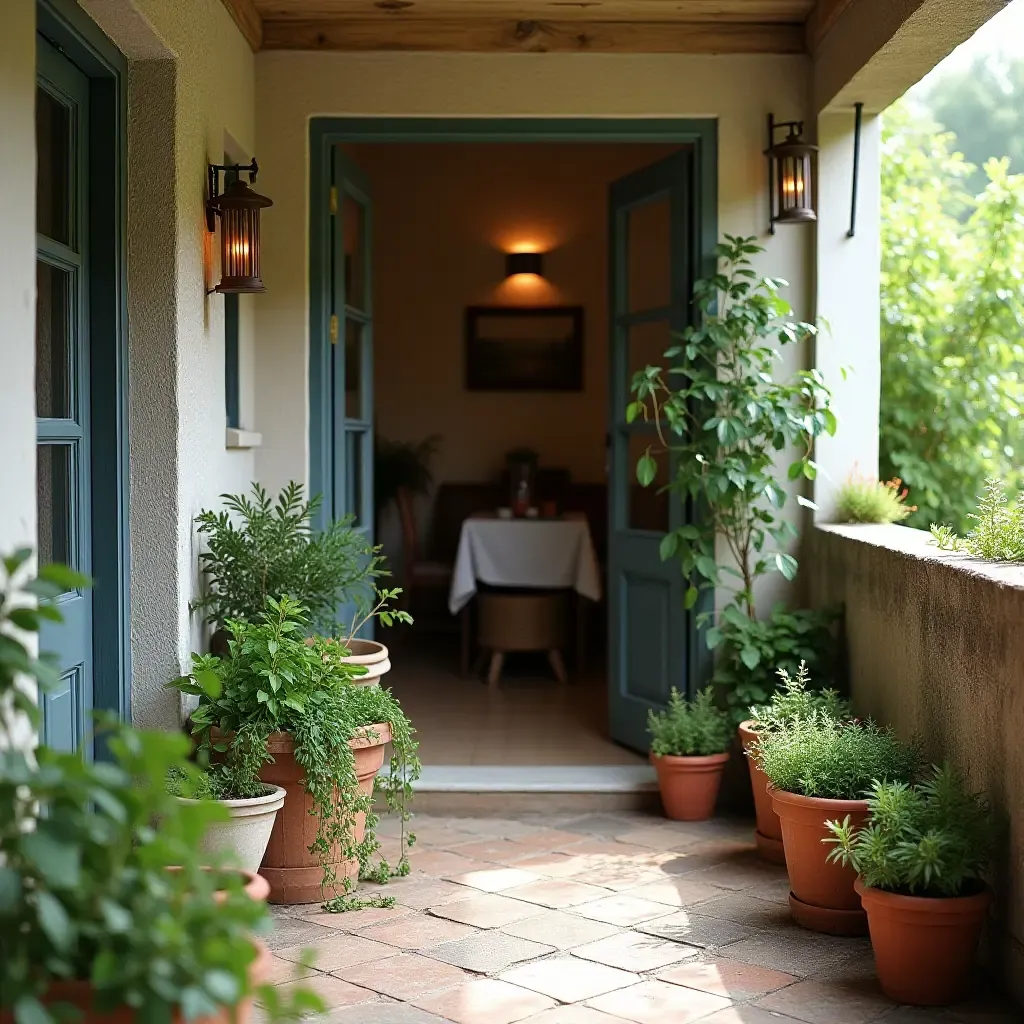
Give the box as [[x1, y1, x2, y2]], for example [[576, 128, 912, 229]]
[[811, 523, 1024, 1004]]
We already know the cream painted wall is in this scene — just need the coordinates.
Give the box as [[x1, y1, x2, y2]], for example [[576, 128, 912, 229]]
[[0, 0, 37, 556], [254, 51, 816, 611]]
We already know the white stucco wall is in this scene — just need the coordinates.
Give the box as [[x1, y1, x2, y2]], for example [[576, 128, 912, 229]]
[[253, 51, 818, 611], [0, 0, 37, 556]]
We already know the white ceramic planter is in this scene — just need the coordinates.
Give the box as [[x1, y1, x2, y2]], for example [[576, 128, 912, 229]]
[[340, 639, 391, 686], [185, 785, 287, 873]]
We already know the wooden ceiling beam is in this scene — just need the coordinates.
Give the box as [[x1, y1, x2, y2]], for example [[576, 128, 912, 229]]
[[260, 17, 806, 53], [220, 0, 264, 51], [805, 0, 858, 51]]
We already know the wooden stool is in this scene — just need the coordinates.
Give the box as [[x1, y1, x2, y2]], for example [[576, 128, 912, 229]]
[[477, 591, 568, 689]]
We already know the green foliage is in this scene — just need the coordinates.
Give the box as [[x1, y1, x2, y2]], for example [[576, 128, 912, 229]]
[[170, 596, 421, 908], [749, 662, 852, 732], [880, 102, 1024, 531], [0, 550, 323, 1022], [707, 604, 839, 724], [752, 712, 918, 801], [836, 474, 916, 525], [375, 435, 440, 514], [825, 764, 992, 897], [930, 477, 1024, 562], [629, 234, 834, 619], [648, 688, 731, 757], [192, 482, 388, 634]]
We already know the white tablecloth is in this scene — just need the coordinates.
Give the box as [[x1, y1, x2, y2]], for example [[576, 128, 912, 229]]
[[448, 516, 603, 614]]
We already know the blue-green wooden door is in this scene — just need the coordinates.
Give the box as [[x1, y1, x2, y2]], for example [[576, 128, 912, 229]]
[[329, 150, 375, 633], [35, 37, 93, 752], [608, 150, 699, 752]]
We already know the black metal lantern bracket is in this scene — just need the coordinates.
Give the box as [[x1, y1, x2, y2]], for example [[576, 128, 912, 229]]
[[206, 158, 259, 233], [766, 115, 817, 234]]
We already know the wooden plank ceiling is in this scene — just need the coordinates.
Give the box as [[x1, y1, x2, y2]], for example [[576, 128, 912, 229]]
[[222, 0, 832, 53]]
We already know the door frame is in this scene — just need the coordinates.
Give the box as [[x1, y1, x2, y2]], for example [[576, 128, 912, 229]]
[[38, 0, 131, 732], [307, 117, 717, 690]]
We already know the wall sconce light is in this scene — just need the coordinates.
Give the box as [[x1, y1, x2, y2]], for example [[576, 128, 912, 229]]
[[505, 251, 544, 278], [765, 115, 817, 234], [206, 158, 273, 293]]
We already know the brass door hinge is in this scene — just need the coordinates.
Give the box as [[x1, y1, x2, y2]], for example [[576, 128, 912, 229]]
[[330, 314, 339, 344], [329, 186, 338, 215]]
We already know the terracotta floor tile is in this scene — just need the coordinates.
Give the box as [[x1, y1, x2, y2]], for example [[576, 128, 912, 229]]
[[723, 932, 869, 979], [696, 1008, 807, 1024], [272, 974, 375, 1010], [264, 954, 316, 985], [299, 904, 416, 931], [521, 1007, 630, 1023], [424, 930, 555, 973], [515, 851, 593, 878], [509, 829, 596, 853], [412, 978, 557, 1024], [449, 838, 544, 862], [755, 978, 894, 1024], [691, 893, 792, 931], [333, 952, 472, 1000], [561, 840, 678, 865], [277, 932, 396, 972], [500, 909, 620, 950], [358, 914, 477, 950], [264, 916, 338, 951], [615, 827, 705, 851], [447, 866, 543, 893], [656, 957, 797, 999], [686, 859, 786, 892], [500, 955, 639, 1002], [587, 978, 733, 1024], [622, 877, 724, 908], [575, 866, 667, 892], [637, 910, 755, 949], [412, 849, 494, 876], [362, 877, 471, 911], [573, 894, 677, 927], [503, 878, 612, 909], [429, 892, 540, 928], [572, 931, 699, 972], [337, 1004, 453, 1024]]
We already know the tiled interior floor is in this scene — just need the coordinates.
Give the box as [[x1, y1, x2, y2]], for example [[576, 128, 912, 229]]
[[260, 810, 1016, 1024], [385, 635, 644, 767]]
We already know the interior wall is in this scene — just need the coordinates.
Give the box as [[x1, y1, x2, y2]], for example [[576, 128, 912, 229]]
[[352, 141, 677, 486]]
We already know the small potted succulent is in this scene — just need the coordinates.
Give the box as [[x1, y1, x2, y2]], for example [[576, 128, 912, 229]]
[[826, 764, 993, 1006], [740, 663, 852, 864], [752, 708, 918, 935], [648, 688, 731, 821]]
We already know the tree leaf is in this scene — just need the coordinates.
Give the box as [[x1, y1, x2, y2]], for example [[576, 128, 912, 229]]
[[36, 890, 73, 952], [13, 997, 54, 1024], [21, 830, 81, 889], [0, 866, 22, 912], [636, 452, 658, 488], [775, 553, 798, 581], [684, 586, 699, 610], [739, 646, 761, 670]]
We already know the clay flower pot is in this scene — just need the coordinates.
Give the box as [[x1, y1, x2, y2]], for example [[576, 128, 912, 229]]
[[339, 639, 391, 686], [259, 724, 391, 904], [770, 786, 869, 935], [737, 721, 784, 864], [650, 751, 730, 821], [856, 878, 991, 1006]]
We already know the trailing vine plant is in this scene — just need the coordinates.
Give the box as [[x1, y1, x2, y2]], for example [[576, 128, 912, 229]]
[[628, 235, 837, 719], [170, 597, 421, 912]]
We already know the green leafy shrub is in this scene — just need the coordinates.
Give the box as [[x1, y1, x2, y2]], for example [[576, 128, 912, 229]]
[[0, 550, 322, 1022], [749, 662, 852, 732], [375, 434, 440, 515], [170, 596, 420, 909], [930, 477, 1024, 561], [648, 688, 731, 757], [753, 713, 918, 800], [825, 764, 992, 897], [836, 474, 916, 524], [708, 605, 839, 724]]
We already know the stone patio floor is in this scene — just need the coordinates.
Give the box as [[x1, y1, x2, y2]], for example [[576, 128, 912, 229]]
[[259, 810, 1016, 1024]]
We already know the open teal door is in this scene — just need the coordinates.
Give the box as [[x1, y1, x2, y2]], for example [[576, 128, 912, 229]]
[[607, 149, 703, 753]]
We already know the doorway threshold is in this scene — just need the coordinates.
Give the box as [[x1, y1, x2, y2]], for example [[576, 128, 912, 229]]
[[411, 764, 658, 793]]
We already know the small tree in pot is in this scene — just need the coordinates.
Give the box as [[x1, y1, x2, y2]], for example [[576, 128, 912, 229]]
[[826, 765, 993, 1006]]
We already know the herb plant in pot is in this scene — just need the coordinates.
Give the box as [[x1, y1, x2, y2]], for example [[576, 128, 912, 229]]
[[740, 663, 852, 865], [648, 689, 731, 821], [753, 710, 918, 935], [826, 765, 993, 1006]]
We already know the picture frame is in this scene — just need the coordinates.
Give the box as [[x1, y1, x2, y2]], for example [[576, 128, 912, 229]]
[[465, 306, 584, 392]]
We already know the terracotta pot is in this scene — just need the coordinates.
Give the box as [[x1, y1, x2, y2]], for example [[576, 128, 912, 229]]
[[303, 637, 391, 686], [164, 866, 270, 904], [650, 751, 730, 821], [259, 724, 391, 904], [770, 786, 869, 935], [0, 940, 272, 1023], [737, 721, 785, 864], [856, 878, 991, 1005]]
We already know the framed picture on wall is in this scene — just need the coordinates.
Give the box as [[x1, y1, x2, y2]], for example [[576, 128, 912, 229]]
[[465, 306, 584, 391]]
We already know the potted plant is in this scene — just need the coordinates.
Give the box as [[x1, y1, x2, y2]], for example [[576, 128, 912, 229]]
[[836, 471, 916, 524], [171, 596, 421, 909], [0, 551, 323, 1023], [374, 433, 440, 522], [740, 663, 852, 864], [826, 765, 993, 1006], [648, 688, 731, 821], [752, 708, 918, 935]]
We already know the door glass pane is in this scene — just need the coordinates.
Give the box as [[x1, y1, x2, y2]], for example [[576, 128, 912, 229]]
[[627, 430, 670, 533], [345, 318, 362, 420], [36, 261, 71, 419], [345, 430, 363, 525], [36, 86, 71, 246], [628, 320, 672, 389], [342, 194, 366, 311], [628, 195, 670, 312], [37, 444, 72, 568]]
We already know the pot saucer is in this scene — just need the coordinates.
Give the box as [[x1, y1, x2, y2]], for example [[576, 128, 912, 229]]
[[789, 891, 867, 936]]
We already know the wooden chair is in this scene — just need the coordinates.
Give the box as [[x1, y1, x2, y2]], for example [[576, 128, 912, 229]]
[[396, 486, 453, 610]]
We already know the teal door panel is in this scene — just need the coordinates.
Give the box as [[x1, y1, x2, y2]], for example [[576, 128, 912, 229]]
[[607, 149, 700, 753], [36, 36, 94, 754]]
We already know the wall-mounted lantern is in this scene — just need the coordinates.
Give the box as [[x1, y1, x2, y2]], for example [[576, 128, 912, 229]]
[[505, 251, 544, 278], [206, 159, 273, 293], [765, 115, 817, 233]]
